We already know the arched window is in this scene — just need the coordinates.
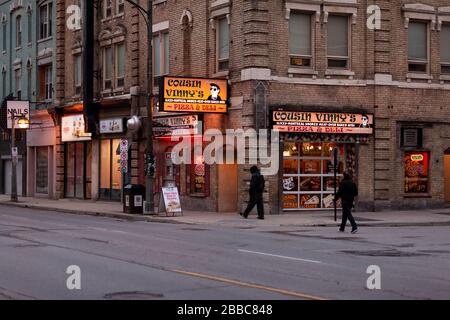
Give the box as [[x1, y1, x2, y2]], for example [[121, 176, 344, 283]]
[[16, 15, 22, 48]]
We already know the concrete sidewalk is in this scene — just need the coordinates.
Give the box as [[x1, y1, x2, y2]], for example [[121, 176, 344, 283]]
[[1, 195, 450, 228]]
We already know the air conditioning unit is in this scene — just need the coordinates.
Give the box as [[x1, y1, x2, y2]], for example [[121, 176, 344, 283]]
[[401, 128, 422, 148]]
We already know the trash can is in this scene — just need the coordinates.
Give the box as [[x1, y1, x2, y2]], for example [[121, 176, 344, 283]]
[[123, 184, 146, 214]]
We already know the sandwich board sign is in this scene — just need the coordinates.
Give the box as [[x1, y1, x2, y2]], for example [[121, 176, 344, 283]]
[[160, 187, 182, 216]]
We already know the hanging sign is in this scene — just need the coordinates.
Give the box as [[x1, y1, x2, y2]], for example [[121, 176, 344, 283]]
[[7, 101, 30, 129], [154, 115, 199, 137], [159, 76, 228, 113], [119, 139, 128, 173]]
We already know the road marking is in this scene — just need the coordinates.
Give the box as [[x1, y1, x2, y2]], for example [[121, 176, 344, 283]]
[[238, 249, 323, 264], [170, 269, 327, 300]]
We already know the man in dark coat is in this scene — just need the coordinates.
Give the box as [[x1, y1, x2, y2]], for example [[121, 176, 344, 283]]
[[335, 172, 358, 233], [241, 166, 265, 219]]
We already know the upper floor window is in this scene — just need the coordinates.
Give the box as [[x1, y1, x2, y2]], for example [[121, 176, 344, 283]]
[[216, 17, 229, 72], [289, 12, 312, 67], [441, 24, 450, 74], [14, 68, 22, 100], [104, 0, 113, 18], [408, 21, 428, 73], [74, 54, 82, 95], [39, 64, 52, 100], [2, 23, 7, 52], [101, 42, 125, 91], [16, 16, 22, 48], [27, 14, 32, 43], [153, 32, 169, 78], [103, 46, 113, 90], [115, 43, 125, 87], [39, 2, 53, 40], [327, 15, 350, 69], [117, 0, 124, 15]]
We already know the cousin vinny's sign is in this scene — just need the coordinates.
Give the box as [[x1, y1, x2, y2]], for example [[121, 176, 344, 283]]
[[272, 111, 374, 135], [154, 115, 199, 137], [159, 76, 228, 113]]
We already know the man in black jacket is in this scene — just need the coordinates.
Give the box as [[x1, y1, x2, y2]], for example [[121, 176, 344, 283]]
[[335, 172, 358, 233], [241, 166, 265, 219]]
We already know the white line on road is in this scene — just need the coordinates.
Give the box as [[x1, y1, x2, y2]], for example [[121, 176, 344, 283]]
[[238, 249, 323, 264]]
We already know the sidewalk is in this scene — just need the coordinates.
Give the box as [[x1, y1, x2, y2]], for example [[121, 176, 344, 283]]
[[2, 195, 450, 228]]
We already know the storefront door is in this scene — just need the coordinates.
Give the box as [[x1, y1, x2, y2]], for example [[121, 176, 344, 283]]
[[99, 139, 122, 201], [65, 142, 91, 199], [35, 147, 49, 195], [282, 142, 350, 210]]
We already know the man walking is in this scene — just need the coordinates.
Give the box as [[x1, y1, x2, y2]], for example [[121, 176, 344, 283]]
[[241, 166, 265, 219], [335, 172, 358, 233]]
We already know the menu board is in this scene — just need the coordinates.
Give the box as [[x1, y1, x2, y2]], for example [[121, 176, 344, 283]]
[[162, 187, 182, 214]]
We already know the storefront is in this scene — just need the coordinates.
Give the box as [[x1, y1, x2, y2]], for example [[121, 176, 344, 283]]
[[272, 108, 373, 211], [98, 118, 126, 201], [61, 114, 92, 199], [26, 109, 56, 198]]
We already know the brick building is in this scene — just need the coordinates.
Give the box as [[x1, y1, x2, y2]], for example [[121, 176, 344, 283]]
[[52, 0, 450, 213]]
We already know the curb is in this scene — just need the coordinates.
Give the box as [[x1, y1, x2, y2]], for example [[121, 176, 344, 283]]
[[0, 201, 190, 225], [2, 202, 450, 228]]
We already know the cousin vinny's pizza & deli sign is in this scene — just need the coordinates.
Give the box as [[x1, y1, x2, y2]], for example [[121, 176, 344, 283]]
[[272, 110, 374, 135]]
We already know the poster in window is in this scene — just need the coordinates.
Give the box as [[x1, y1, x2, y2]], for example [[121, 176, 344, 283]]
[[404, 152, 429, 193], [300, 194, 321, 209], [282, 194, 298, 209], [283, 176, 298, 192]]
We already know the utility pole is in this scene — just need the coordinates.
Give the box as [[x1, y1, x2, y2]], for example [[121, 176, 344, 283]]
[[10, 115, 17, 202], [145, 0, 154, 214], [123, 0, 154, 213]]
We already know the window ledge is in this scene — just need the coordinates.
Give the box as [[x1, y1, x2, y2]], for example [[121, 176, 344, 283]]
[[101, 89, 113, 95], [406, 73, 433, 80], [189, 193, 207, 198], [114, 13, 124, 19], [101, 17, 113, 23], [439, 74, 450, 81], [37, 37, 52, 44], [403, 194, 432, 198], [212, 70, 229, 78], [325, 69, 355, 77], [15, 46, 22, 51], [288, 68, 318, 76]]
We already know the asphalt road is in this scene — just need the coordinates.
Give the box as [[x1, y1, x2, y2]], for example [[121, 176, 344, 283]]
[[0, 205, 449, 300]]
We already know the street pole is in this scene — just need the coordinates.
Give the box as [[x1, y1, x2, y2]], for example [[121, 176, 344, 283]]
[[333, 148, 338, 222], [145, 0, 154, 214], [10, 115, 17, 202]]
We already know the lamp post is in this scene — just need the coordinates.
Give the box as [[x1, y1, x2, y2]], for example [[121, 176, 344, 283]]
[[10, 115, 30, 202], [123, 0, 154, 214]]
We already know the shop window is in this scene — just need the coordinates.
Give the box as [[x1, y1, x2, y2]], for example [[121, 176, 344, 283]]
[[408, 21, 428, 73], [282, 142, 347, 210], [36, 147, 49, 194], [289, 12, 312, 67], [187, 155, 208, 196], [404, 152, 429, 193], [441, 24, 450, 74]]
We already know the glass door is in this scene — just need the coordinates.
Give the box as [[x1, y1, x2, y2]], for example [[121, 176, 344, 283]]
[[99, 139, 122, 201], [65, 142, 91, 199]]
